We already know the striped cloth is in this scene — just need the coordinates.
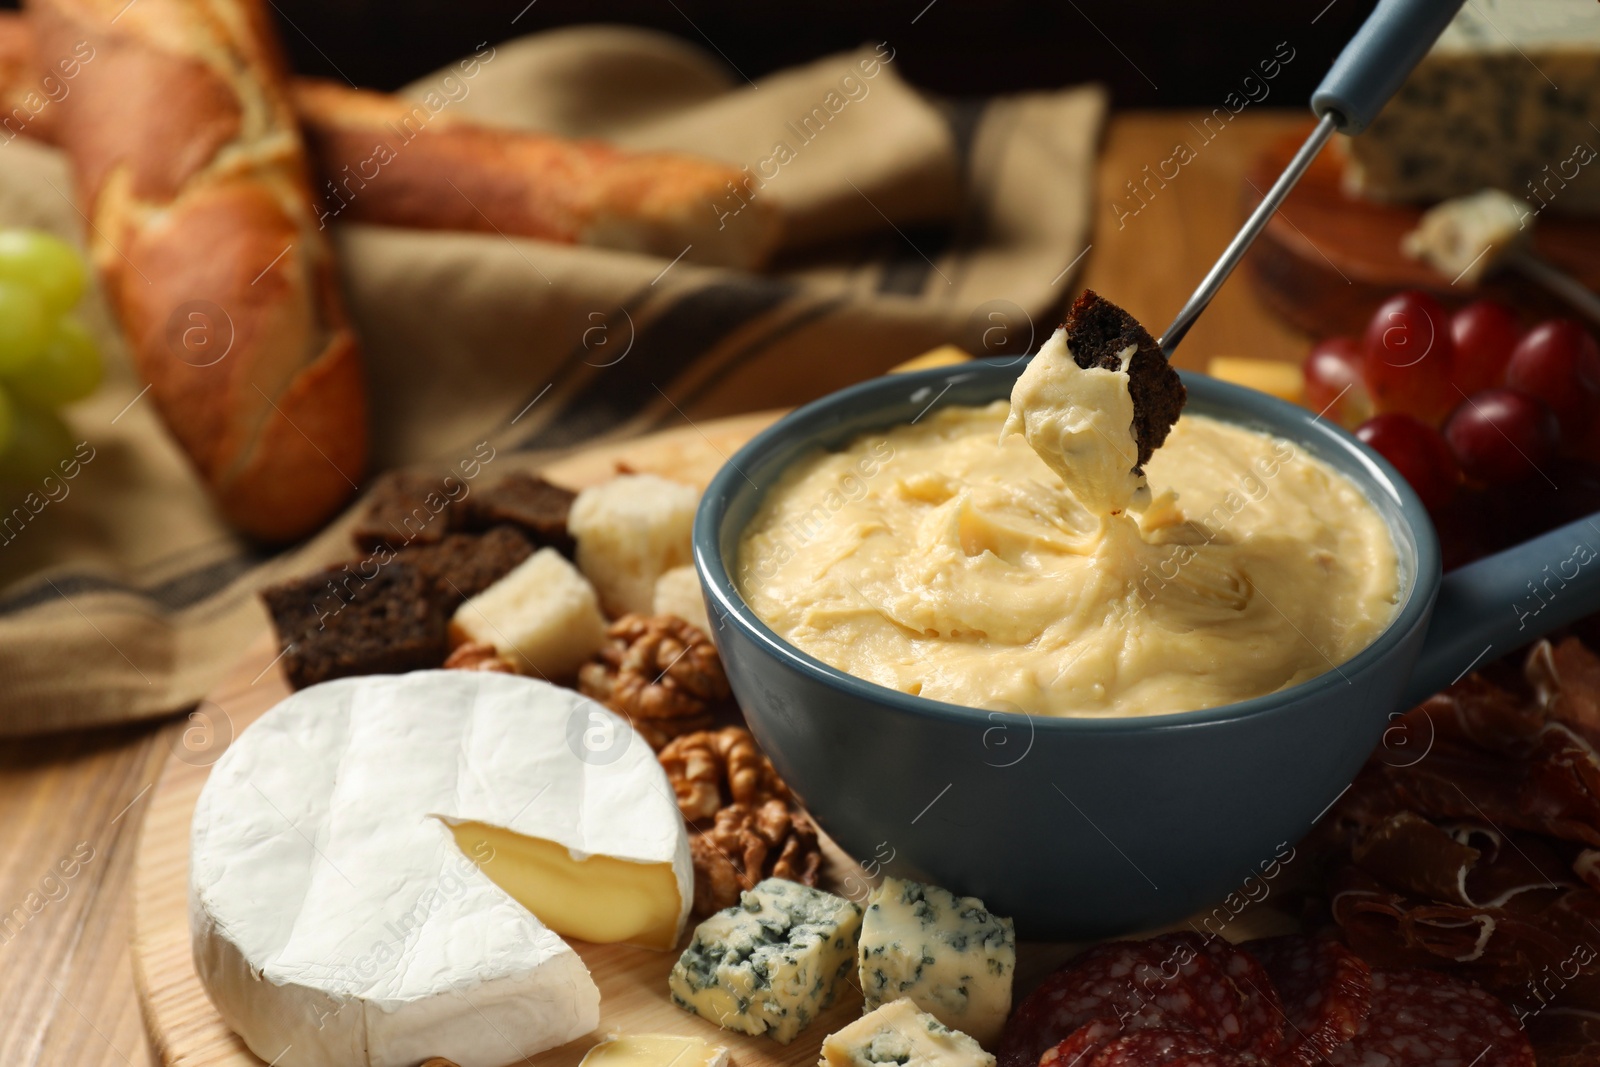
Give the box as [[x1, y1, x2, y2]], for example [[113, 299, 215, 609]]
[[0, 26, 1104, 734]]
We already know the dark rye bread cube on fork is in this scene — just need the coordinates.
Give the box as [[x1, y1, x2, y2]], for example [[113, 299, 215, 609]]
[[1064, 289, 1187, 470]]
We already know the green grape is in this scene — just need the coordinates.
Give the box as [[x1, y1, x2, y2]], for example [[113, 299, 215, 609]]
[[0, 383, 13, 456], [9, 318, 101, 407], [0, 397, 75, 487], [0, 281, 51, 375], [0, 229, 87, 316]]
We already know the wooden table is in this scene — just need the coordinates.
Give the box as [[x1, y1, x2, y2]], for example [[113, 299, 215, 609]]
[[0, 109, 1312, 1067]]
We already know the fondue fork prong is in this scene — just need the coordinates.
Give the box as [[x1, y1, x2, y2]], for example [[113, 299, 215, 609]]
[[1157, 0, 1466, 359]]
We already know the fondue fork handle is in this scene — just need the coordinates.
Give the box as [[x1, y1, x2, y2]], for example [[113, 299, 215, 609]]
[[1401, 511, 1600, 707], [1158, 0, 1466, 358]]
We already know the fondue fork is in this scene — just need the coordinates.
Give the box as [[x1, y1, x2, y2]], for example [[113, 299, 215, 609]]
[[1158, 0, 1467, 358]]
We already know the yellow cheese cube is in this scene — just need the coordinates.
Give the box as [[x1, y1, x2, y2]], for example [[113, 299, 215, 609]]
[[891, 346, 973, 373], [1206, 357, 1303, 404]]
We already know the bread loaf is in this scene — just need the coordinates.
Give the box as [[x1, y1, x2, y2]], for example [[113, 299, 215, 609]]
[[25, 0, 366, 542], [0, 10, 55, 143], [0, 13, 780, 270], [291, 79, 780, 269]]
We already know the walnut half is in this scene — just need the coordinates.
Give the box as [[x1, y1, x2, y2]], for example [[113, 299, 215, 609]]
[[658, 726, 820, 913], [659, 725, 790, 823], [442, 641, 517, 673], [579, 615, 730, 745], [691, 799, 823, 914]]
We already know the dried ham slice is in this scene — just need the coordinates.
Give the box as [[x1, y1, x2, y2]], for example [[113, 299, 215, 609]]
[[1299, 638, 1600, 1067], [1529, 637, 1600, 745]]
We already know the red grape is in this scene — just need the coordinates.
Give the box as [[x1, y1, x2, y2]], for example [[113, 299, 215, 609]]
[[1356, 413, 1460, 512], [1449, 300, 1521, 396], [1443, 388, 1560, 485], [1363, 290, 1456, 424], [1302, 336, 1371, 427], [1504, 319, 1600, 443]]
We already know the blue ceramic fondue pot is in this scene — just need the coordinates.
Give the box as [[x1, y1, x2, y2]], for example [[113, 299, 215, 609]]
[[693, 361, 1600, 939]]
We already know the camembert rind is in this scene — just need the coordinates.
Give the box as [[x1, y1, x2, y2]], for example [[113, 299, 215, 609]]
[[820, 997, 996, 1067], [859, 877, 1015, 1047], [189, 671, 692, 1067], [668, 878, 863, 1044]]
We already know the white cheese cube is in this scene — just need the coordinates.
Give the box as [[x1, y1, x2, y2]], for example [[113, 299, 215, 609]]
[[449, 547, 607, 679], [820, 998, 995, 1067], [654, 564, 712, 633], [858, 877, 1015, 1047], [669, 878, 863, 1044], [570, 474, 699, 616]]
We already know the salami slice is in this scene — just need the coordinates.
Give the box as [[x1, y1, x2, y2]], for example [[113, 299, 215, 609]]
[[1326, 969, 1535, 1067], [1198, 936, 1284, 1061], [1038, 1020, 1121, 1067], [1040, 1024, 1248, 1067], [1088, 1029, 1247, 1067], [1245, 935, 1371, 1066], [998, 934, 1247, 1067]]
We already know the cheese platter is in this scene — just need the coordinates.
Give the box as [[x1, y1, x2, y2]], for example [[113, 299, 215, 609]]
[[131, 297, 1600, 1067], [116, 2, 1600, 1064], [129, 411, 1121, 1067]]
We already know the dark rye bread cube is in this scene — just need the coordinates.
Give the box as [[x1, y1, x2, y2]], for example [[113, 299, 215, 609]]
[[1064, 289, 1187, 469], [399, 526, 533, 605], [460, 472, 577, 556], [259, 560, 450, 690], [351, 471, 462, 552]]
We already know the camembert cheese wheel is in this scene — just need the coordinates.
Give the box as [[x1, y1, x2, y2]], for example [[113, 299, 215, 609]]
[[189, 671, 693, 1067]]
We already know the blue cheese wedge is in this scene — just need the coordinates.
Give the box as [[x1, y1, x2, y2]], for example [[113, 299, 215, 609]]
[[858, 877, 1015, 1047], [820, 998, 995, 1067], [668, 878, 863, 1044], [1342, 0, 1600, 214]]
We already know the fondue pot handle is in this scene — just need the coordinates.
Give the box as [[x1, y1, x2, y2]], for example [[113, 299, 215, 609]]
[[1401, 511, 1600, 706], [1310, 0, 1465, 136]]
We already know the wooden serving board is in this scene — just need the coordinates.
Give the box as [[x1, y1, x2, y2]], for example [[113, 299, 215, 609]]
[[1243, 125, 1600, 340], [130, 411, 1291, 1067], [128, 413, 826, 1067]]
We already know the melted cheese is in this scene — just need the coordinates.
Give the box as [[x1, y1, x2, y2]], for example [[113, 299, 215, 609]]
[[738, 342, 1399, 718]]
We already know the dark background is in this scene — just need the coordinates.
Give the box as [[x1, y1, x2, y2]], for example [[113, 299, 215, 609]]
[[3, 0, 1382, 108]]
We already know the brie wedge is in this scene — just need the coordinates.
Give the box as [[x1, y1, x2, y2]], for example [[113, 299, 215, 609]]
[[189, 671, 693, 1067]]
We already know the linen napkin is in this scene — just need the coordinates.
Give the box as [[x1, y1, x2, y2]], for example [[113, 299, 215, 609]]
[[0, 25, 1105, 734]]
